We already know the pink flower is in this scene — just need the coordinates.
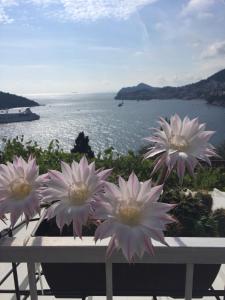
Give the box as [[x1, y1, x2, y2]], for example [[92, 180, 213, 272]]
[[43, 156, 112, 238], [94, 172, 175, 262], [0, 156, 45, 227], [144, 114, 217, 181]]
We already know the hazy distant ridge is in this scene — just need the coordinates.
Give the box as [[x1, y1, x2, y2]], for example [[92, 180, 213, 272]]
[[0, 91, 39, 109], [115, 69, 225, 105]]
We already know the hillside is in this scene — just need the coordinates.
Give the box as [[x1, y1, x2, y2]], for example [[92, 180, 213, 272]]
[[115, 69, 225, 106], [0, 91, 39, 109]]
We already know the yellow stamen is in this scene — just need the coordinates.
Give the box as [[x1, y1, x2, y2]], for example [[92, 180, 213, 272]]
[[68, 183, 89, 206], [10, 178, 32, 200], [118, 205, 141, 226], [170, 134, 189, 152]]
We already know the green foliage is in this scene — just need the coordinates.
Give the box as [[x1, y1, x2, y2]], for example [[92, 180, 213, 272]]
[[1, 136, 225, 188], [212, 209, 225, 237], [71, 132, 94, 159], [1, 136, 225, 237], [217, 141, 225, 161], [0, 136, 82, 174], [163, 189, 218, 237], [155, 164, 225, 191]]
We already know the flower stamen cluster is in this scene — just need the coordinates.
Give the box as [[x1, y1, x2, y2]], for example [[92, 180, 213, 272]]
[[0, 156, 45, 227], [169, 134, 189, 152], [144, 114, 217, 181], [10, 178, 32, 200], [117, 204, 141, 226], [42, 156, 112, 237], [94, 173, 175, 262], [68, 183, 90, 206]]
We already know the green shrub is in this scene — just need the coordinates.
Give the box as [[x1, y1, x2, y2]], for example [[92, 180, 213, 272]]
[[213, 209, 225, 237], [1, 136, 225, 237], [162, 189, 218, 237]]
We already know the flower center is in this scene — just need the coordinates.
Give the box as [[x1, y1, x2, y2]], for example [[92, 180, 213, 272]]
[[68, 183, 89, 206], [118, 205, 141, 226], [10, 178, 32, 200], [170, 135, 189, 152]]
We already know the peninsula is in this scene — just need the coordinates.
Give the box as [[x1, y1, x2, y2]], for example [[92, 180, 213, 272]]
[[0, 91, 39, 110], [115, 69, 225, 106]]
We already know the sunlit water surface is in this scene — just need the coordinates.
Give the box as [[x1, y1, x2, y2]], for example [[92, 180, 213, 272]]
[[0, 93, 225, 154]]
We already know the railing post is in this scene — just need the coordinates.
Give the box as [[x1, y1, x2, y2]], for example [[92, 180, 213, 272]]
[[27, 262, 38, 300], [185, 263, 194, 300], [11, 262, 20, 300], [8, 228, 20, 300], [106, 259, 113, 300]]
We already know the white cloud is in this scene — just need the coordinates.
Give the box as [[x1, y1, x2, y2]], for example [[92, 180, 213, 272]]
[[197, 55, 225, 78], [154, 22, 164, 30], [0, 0, 158, 23], [57, 0, 158, 22], [183, 0, 215, 13], [0, 0, 17, 24], [201, 40, 225, 58], [156, 73, 201, 86], [0, 0, 18, 6], [197, 11, 214, 19], [182, 0, 214, 15], [89, 45, 124, 52], [133, 50, 152, 58], [0, 7, 13, 23], [28, 0, 58, 6], [181, 0, 223, 17], [28, 0, 158, 21]]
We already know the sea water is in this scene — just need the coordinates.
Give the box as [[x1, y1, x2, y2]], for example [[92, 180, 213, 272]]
[[0, 93, 224, 154]]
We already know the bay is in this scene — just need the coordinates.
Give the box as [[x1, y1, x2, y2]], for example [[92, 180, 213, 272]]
[[0, 93, 224, 154]]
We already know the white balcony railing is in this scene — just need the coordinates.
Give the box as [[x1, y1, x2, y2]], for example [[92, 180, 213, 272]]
[[1, 235, 225, 300]]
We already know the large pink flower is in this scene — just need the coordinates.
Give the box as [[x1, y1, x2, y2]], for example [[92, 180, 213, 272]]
[[43, 156, 112, 237], [94, 173, 175, 262], [144, 114, 217, 180], [0, 156, 45, 227]]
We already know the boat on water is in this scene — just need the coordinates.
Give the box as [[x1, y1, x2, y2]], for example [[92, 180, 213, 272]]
[[118, 100, 124, 107], [0, 108, 40, 124]]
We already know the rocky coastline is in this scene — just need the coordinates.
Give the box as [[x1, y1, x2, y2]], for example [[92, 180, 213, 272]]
[[115, 69, 225, 107]]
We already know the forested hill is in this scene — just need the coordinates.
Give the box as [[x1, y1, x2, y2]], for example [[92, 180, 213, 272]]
[[115, 69, 225, 105], [0, 91, 39, 109]]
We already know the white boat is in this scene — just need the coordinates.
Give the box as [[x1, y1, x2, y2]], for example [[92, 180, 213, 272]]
[[0, 108, 40, 124]]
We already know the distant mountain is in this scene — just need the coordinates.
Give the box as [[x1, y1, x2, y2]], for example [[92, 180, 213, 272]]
[[0, 91, 39, 110], [115, 69, 225, 106]]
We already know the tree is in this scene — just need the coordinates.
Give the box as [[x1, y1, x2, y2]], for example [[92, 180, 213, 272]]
[[71, 132, 94, 158]]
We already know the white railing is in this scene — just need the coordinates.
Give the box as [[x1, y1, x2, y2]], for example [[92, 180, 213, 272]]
[[1, 236, 225, 300]]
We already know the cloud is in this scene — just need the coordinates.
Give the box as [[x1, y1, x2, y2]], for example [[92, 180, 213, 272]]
[[0, 0, 157, 23], [0, 0, 18, 6], [0, 0, 17, 24], [89, 45, 124, 52], [55, 0, 158, 22], [201, 40, 225, 58], [182, 0, 215, 14], [0, 8, 13, 24], [28, 0, 59, 7], [181, 0, 224, 18]]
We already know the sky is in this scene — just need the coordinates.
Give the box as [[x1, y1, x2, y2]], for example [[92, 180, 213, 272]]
[[0, 0, 225, 94]]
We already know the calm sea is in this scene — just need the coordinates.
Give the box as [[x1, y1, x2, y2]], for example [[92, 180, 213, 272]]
[[0, 93, 225, 154]]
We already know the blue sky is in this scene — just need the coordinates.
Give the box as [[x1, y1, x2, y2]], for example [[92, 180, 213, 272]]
[[0, 0, 225, 94]]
